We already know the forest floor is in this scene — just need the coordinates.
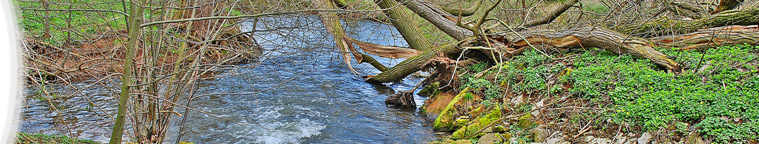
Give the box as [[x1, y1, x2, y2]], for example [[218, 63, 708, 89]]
[[425, 44, 759, 144]]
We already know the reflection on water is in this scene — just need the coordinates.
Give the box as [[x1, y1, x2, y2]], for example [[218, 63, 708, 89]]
[[22, 15, 437, 144]]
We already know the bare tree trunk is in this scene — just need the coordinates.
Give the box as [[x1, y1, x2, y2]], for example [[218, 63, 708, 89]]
[[374, 0, 434, 51], [109, 0, 142, 143], [402, 0, 472, 40], [41, 0, 50, 39]]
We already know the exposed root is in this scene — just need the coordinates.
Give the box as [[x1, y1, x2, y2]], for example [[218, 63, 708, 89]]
[[385, 91, 416, 109]]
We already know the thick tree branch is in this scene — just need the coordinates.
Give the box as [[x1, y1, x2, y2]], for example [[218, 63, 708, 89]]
[[140, 8, 382, 27], [375, 0, 434, 51], [345, 37, 420, 58], [367, 41, 464, 83], [440, 0, 482, 17], [652, 25, 759, 50], [403, 0, 473, 40], [523, 0, 579, 28], [21, 8, 129, 16], [619, 8, 759, 37], [507, 27, 682, 72]]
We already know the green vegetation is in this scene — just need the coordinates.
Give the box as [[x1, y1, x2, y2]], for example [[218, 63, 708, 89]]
[[456, 44, 759, 143], [15, 0, 126, 46], [16, 133, 99, 144], [566, 44, 758, 143], [582, 2, 609, 14]]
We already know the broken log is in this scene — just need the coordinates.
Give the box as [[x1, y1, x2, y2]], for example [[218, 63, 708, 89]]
[[509, 27, 682, 72], [367, 41, 463, 83], [345, 38, 420, 58], [652, 25, 759, 50], [386, 91, 416, 109]]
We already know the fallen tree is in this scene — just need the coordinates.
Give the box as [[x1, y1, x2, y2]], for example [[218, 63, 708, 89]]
[[351, 0, 759, 83], [619, 7, 758, 37]]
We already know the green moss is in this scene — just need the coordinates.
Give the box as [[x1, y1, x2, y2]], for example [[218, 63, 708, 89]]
[[15, 0, 128, 46], [451, 106, 502, 139], [419, 81, 441, 97], [517, 113, 534, 129], [434, 87, 471, 131], [583, 2, 609, 14], [16, 133, 99, 144]]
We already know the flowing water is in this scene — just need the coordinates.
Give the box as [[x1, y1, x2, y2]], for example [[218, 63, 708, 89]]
[[21, 15, 439, 143]]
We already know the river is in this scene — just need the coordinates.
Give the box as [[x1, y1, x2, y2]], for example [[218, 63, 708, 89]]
[[21, 15, 439, 144]]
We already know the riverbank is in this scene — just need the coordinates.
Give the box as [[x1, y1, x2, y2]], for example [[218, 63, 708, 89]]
[[16, 133, 99, 144], [424, 44, 759, 143]]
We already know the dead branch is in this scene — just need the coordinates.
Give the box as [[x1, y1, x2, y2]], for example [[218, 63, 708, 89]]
[[619, 7, 758, 37], [653, 25, 759, 50], [440, 0, 483, 17], [523, 0, 579, 28], [344, 37, 420, 58], [403, 0, 473, 40]]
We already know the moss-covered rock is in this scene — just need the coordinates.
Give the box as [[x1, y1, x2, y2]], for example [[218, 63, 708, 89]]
[[517, 113, 534, 129], [451, 106, 502, 139], [433, 87, 471, 131]]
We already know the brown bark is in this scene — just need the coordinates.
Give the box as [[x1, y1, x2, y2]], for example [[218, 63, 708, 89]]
[[386, 91, 416, 109]]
